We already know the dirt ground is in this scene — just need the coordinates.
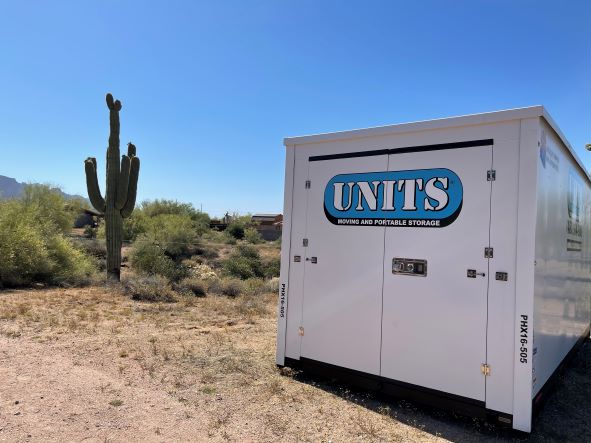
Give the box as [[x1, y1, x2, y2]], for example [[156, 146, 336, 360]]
[[0, 286, 589, 442]]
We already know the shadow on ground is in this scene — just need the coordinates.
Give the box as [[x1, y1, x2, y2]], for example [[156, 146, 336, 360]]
[[287, 340, 591, 442]]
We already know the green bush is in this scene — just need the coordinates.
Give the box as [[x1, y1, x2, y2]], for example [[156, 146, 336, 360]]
[[223, 245, 264, 279], [244, 228, 264, 244], [122, 212, 147, 242], [141, 199, 197, 218], [21, 184, 78, 234], [99, 199, 210, 244], [46, 236, 97, 287], [263, 257, 281, 279], [130, 239, 188, 282], [227, 223, 245, 240], [122, 275, 176, 302], [0, 186, 96, 287], [143, 214, 197, 259], [140, 199, 210, 235]]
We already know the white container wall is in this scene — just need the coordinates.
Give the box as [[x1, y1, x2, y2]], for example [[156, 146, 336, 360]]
[[276, 107, 591, 432]]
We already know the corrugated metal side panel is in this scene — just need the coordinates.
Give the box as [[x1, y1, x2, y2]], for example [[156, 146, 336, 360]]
[[532, 120, 591, 395]]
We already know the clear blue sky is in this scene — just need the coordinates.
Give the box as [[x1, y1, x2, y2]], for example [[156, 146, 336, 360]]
[[1, 1, 590, 216]]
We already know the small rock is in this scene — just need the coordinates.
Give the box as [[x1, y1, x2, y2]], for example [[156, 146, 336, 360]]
[[14, 412, 20, 416], [14, 401, 19, 405]]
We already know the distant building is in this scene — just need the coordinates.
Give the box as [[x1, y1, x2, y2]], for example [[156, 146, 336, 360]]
[[251, 213, 283, 241]]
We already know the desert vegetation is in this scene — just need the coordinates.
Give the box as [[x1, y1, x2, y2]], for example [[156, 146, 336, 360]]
[[0, 185, 96, 288], [0, 185, 280, 303]]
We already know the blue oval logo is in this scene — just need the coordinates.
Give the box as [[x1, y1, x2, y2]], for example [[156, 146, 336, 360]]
[[324, 168, 463, 228]]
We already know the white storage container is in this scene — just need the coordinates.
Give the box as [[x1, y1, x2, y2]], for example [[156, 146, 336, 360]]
[[275, 106, 591, 432]]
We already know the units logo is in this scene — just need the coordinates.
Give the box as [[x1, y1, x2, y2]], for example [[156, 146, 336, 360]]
[[324, 168, 463, 228]]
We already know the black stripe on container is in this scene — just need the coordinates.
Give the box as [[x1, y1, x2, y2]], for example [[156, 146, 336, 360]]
[[309, 139, 494, 162]]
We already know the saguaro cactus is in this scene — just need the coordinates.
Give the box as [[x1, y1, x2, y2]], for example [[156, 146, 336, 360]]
[[85, 93, 140, 281]]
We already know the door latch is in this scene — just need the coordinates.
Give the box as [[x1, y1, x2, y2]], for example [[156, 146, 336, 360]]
[[392, 258, 427, 276], [467, 269, 486, 278], [306, 257, 317, 264]]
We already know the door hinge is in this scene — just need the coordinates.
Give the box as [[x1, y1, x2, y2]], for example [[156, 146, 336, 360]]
[[305, 180, 311, 189], [303, 238, 308, 247], [298, 326, 304, 336], [481, 363, 491, 376], [484, 247, 494, 258], [487, 170, 496, 181]]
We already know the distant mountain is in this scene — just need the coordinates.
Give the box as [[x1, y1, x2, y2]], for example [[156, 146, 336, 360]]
[[0, 175, 86, 201]]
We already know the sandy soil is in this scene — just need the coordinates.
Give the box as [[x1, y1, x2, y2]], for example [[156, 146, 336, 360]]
[[0, 286, 589, 442]]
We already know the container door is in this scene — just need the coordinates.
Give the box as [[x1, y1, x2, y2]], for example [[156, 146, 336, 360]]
[[300, 154, 388, 375], [380, 144, 493, 402]]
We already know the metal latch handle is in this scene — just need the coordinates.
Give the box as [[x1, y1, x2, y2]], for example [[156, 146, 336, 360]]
[[467, 269, 486, 278]]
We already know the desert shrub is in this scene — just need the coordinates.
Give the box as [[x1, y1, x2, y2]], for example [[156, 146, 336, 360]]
[[224, 234, 237, 245], [0, 187, 96, 287], [236, 294, 269, 318], [130, 239, 188, 282], [101, 199, 210, 244], [46, 236, 97, 286], [265, 277, 280, 293], [227, 223, 245, 240], [0, 211, 52, 286], [243, 278, 265, 296], [221, 278, 244, 297], [141, 199, 196, 218], [73, 238, 107, 259], [191, 211, 211, 236], [263, 257, 281, 279], [142, 214, 197, 259], [202, 229, 225, 243], [140, 199, 210, 235], [122, 212, 147, 241], [229, 213, 253, 227], [244, 228, 264, 244], [175, 277, 207, 297], [223, 245, 264, 279], [21, 184, 77, 234], [84, 225, 97, 238], [122, 275, 176, 302], [207, 277, 243, 297], [195, 245, 219, 259], [206, 278, 223, 294]]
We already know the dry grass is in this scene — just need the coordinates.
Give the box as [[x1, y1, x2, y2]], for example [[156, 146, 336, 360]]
[[0, 285, 589, 442]]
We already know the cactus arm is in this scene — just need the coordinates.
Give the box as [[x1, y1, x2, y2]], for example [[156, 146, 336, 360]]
[[127, 142, 136, 157], [120, 156, 140, 219], [115, 155, 131, 210], [84, 157, 106, 213], [106, 93, 122, 151]]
